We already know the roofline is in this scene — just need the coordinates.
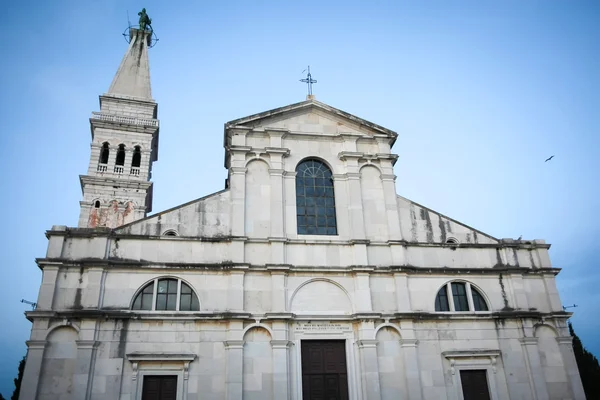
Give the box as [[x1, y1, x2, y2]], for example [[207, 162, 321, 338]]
[[397, 194, 500, 242], [114, 189, 229, 232], [225, 99, 398, 139]]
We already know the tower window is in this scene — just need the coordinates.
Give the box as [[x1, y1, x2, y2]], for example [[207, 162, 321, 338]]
[[115, 144, 126, 166], [99, 142, 109, 164], [132, 146, 141, 168], [296, 159, 337, 235], [94, 200, 100, 208], [435, 281, 489, 312]]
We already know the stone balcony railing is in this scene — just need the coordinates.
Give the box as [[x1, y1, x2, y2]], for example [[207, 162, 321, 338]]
[[91, 112, 158, 128], [95, 164, 143, 178]]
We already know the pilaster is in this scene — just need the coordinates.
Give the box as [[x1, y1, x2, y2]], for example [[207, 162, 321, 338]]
[[36, 265, 60, 310], [556, 336, 586, 399], [520, 337, 549, 400], [269, 168, 285, 238], [18, 340, 46, 400]]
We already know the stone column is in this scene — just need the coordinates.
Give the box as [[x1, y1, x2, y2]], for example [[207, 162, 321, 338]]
[[229, 166, 247, 237], [270, 270, 288, 312], [520, 337, 549, 400], [283, 171, 297, 236], [400, 338, 424, 400], [82, 267, 104, 308], [556, 336, 586, 399], [224, 340, 244, 400], [381, 173, 403, 240], [228, 269, 246, 312], [357, 339, 382, 400], [393, 273, 411, 312], [36, 265, 60, 310], [347, 173, 366, 240], [269, 166, 285, 239], [18, 340, 46, 400], [271, 340, 292, 399], [354, 272, 373, 312], [72, 340, 100, 399]]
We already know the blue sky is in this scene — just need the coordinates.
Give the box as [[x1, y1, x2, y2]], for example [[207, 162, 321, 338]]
[[0, 0, 598, 396]]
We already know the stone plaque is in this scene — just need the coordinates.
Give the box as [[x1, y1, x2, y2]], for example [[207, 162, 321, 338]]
[[295, 322, 351, 332]]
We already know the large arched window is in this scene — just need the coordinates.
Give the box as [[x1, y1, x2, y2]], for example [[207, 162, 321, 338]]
[[296, 159, 337, 235], [435, 281, 489, 312], [132, 278, 200, 311]]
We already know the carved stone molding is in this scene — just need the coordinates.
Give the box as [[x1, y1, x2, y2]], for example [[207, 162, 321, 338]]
[[224, 340, 245, 349]]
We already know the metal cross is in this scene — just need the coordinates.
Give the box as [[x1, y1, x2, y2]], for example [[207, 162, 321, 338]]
[[300, 66, 317, 96]]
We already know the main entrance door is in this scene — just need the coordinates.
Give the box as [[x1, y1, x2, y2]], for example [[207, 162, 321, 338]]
[[141, 375, 177, 400], [301, 340, 349, 400]]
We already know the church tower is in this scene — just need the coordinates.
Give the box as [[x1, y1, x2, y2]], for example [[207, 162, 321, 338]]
[[78, 27, 159, 228]]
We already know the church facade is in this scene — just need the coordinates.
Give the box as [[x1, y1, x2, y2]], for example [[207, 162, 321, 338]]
[[20, 27, 585, 400]]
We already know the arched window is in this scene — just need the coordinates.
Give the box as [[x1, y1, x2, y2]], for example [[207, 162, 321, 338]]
[[132, 146, 141, 168], [131, 278, 200, 311], [99, 142, 110, 164], [163, 230, 178, 237], [115, 144, 126, 166], [94, 200, 101, 209], [296, 159, 337, 235], [435, 281, 489, 312]]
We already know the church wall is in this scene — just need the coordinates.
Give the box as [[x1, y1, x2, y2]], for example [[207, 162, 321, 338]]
[[26, 315, 579, 400], [116, 191, 231, 237]]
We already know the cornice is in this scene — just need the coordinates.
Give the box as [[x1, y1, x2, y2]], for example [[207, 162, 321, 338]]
[[24, 309, 571, 323], [34, 257, 562, 276]]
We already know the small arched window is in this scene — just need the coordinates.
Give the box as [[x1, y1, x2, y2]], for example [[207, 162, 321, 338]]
[[94, 200, 101, 209], [99, 142, 110, 164], [296, 159, 337, 235], [132, 278, 200, 311], [132, 146, 141, 168], [163, 230, 178, 237], [435, 281, 489, 312], [115, 144, 126, 166]]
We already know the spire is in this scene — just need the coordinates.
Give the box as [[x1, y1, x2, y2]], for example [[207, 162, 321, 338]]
[[107, 28, 153, 100]]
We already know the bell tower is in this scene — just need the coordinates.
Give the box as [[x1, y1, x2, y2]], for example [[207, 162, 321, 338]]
[[78, 26, 159, 228]]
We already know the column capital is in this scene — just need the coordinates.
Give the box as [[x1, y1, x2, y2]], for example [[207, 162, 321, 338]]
[[519, 337, 538, 345], [357, 339, 378, 348], [400, 338, 419, 347], [76, 340, 100, 349], [224, 340, 245, 349], [270, 340, 293, 349], [556, 336, 574, 345], [26, 340, 47, 349]]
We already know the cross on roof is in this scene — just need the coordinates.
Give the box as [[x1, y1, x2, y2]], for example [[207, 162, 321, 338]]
[[300, 66, 317, 96]]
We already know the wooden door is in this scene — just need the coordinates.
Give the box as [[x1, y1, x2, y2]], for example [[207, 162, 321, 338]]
[[301, 340, 349, 400], [460, 370, 491, 400], [141, 375, 177, 400]]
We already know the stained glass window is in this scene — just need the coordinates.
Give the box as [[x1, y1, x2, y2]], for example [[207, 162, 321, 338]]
[[296, 159, 337, 235]]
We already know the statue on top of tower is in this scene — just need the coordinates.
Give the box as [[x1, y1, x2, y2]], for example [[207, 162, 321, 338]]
[[138, 8, 152, 31]]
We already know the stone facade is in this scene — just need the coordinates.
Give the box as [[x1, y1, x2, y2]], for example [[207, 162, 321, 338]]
[[20, 28, 585, 400]]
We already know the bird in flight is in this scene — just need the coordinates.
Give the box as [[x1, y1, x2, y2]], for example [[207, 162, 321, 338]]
[[545, 155, 554, 162]]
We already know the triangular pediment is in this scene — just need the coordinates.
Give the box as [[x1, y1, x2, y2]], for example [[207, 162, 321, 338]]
[[225, 99, 397, 141]]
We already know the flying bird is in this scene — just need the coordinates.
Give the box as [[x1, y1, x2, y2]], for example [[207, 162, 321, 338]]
[[545, 155, 554, 162]]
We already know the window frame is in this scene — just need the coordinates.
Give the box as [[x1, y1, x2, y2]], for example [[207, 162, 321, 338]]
[[435, 281, 490, 313], [131, 278, 199, 312], [295, 158, 338, 236]]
